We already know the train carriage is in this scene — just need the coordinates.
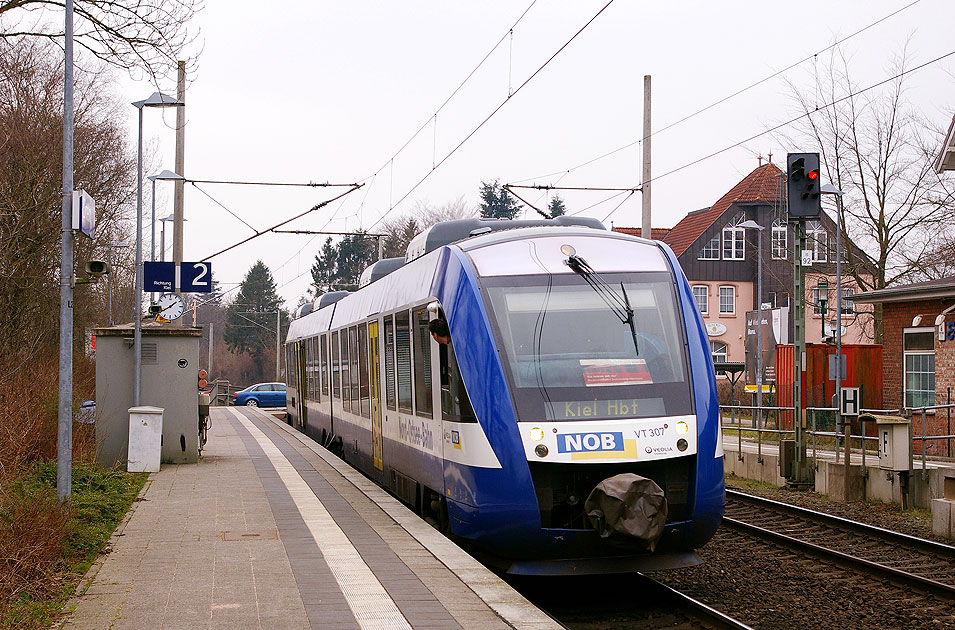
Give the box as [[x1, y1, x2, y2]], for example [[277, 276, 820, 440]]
[[285, 217, 724, 575]]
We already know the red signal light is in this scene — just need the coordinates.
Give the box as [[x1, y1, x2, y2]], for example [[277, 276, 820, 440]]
[[807, 169, 819, 180]]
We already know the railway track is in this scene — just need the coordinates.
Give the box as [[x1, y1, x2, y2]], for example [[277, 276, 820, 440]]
[[511, 572, 754, 629], [724, 489, 955, 600]]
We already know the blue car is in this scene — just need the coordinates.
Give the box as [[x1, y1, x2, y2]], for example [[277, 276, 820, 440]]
[[233, 382, 287, 407]]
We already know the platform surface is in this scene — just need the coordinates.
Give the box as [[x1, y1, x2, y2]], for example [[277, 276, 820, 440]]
[[59, 407, 560, 630]]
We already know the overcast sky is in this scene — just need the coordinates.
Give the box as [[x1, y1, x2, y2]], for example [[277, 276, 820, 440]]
[[125, 0, 955, 309]]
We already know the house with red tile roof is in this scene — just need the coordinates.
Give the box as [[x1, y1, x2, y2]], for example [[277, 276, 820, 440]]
[[615, 162, 875, 382]]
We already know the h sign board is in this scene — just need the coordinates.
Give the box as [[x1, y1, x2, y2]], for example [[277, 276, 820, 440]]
[[840, 387, 861, 416], [71, 190, 95, 238], [143, 261, 213, 293]]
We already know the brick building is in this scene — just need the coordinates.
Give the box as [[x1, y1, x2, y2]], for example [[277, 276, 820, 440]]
[[851, 277, 955, 456]]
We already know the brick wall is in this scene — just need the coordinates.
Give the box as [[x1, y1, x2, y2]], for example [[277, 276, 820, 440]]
[[881, 298, 955, 456]]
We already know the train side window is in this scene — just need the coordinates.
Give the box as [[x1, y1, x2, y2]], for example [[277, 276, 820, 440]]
[[396, 310, 412, 413], [349, 326, 360, 409], [320, 334, 329, 398], [384, 315, 396, 411], [358, 323, 370, 418], [440, 339, 476, 423], [341, 329, 351, 411], [309, 337, 319, 402], [413, 307, 433, 419], [332, 331, 341, 400]]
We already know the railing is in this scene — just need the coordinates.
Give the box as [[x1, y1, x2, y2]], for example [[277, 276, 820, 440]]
[[209, 379, 232, 406], [719, 403, 902, 471], [903, 402, 955, 474]]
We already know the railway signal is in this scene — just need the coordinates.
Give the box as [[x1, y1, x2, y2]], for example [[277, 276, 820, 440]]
[[786, 152, 822, 218]]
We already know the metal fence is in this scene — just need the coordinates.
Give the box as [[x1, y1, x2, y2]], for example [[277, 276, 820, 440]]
[[721, 400, 955, 472], [209, 379, 232, 406]]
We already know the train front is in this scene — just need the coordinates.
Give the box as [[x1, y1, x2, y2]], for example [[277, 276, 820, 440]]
[[440, 228, 724, 575]]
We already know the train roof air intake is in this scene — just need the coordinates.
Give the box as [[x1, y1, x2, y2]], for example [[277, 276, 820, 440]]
[[405, 216, 606, 262], [358, 257, 406, 288]]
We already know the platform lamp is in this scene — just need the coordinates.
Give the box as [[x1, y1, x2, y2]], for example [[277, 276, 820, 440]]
[[148, 169, 184, 304], [159, 213, 185, 263], [740, 220, 765, 433], [133, 92, 184, 408]]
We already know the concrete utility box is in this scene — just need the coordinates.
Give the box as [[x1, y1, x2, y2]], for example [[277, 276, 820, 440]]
[[871, 415, 912, 471], [128, 406, 163, 472], [94, 322, 203, 467]]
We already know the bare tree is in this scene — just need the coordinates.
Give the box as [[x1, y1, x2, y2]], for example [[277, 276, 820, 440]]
[[379, 196, 477, 258], [0, 39, 136, 369], [0, 0, 201, 80], [788, 46, 955, 339]]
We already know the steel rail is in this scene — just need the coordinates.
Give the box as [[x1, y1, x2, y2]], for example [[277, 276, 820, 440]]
[[644, 577, 756, 630], [722, 513, 955, 600], [726, 490, 955, 557]]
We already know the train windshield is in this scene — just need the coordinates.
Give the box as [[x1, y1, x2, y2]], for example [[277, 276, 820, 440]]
[[484, 272, 692, 421]]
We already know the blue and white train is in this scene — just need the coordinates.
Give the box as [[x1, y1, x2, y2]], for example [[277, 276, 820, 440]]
[[285, 217, 724, 575]]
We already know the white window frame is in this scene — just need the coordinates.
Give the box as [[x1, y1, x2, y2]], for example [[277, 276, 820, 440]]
[[710, 341, 728, 364], [698, 235, 721, 260], [807, 222, 828, 263], [903, 327, 935, 409], [722, 226, 745, 260], [692, 285, 709, 314], [771, 223, 787, 259], [841, 288, 855, 314], [719, 286, 735, 314]]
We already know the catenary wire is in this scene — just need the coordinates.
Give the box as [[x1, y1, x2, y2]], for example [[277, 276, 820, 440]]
[[368, 0, 616, 231], [510, 0, 922, 185]]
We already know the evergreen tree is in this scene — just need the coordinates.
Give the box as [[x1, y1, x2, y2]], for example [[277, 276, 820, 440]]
[[310, 237, 338, 294], [548, 195, 567, 217], [224, 261, 286, 355], [479, 179, 522, 219]]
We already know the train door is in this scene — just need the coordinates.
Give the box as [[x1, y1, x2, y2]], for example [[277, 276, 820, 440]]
[[296, 341, 307, 432], [369, 320, 383, 471]]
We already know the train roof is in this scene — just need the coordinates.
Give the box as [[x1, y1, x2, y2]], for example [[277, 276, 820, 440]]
[[358, 257, 406, 288], [405, 216, 605, 262]]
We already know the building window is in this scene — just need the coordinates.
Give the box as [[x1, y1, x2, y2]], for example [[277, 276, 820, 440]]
[[693, 285, 709, 314], [719, 286, 735, 314], [841, 288, 855, 314], [903, 328, 935, 409], [808, 222, 828, 262], [772, 223, 787, 259], [812, 282, 829, 316], [722, 226, 744, 260], [710, 341, 728, 363], [698, 235, 720, 260], [768, 291, 789, 309]]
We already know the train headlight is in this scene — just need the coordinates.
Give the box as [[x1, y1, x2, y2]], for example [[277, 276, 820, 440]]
[[560, 244, 576, 256], [535, 444, 549, 458], [677, 438, 688, 452], [529, 427, 544, 442], [675, 421, 689, 435]]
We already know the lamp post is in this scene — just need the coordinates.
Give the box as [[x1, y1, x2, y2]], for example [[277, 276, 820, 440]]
[[821, 183, 846, 461], [134, 92, 184, 407], [148, 169, 184, 304], [159, 213, 184, 262], [107, 241, 130, 326], [740, 220, 765, 435]]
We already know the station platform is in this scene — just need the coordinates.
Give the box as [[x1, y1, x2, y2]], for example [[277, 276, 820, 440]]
[[59, 407, 561, 630]]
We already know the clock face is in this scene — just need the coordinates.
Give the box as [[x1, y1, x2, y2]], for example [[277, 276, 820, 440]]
[[157, 293, 185, 321]]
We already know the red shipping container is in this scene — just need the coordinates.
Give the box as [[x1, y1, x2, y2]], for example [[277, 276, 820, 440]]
[[773, 344, 882, 433]]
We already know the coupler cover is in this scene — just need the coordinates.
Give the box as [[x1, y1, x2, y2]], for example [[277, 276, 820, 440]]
[[585, 473, 668, 551]]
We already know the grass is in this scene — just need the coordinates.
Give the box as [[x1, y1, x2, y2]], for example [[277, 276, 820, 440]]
[[0, 462, 147, 629]]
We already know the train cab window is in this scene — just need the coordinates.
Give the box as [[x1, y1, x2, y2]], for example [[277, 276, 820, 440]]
[[341, 329, 351, 411], [332, 331, 341, 400], [439, 338, 476, 423], [320, 334, 329, 397], [413, 307, 433, 419], [349, 326, 360, 409], [384, 315, 397, 411], [396, 310, 413, 413], [358, 323, 370, 418]]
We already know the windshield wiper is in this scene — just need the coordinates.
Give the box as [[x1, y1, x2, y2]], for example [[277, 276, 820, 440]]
[[565, 254, 639, 355]]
